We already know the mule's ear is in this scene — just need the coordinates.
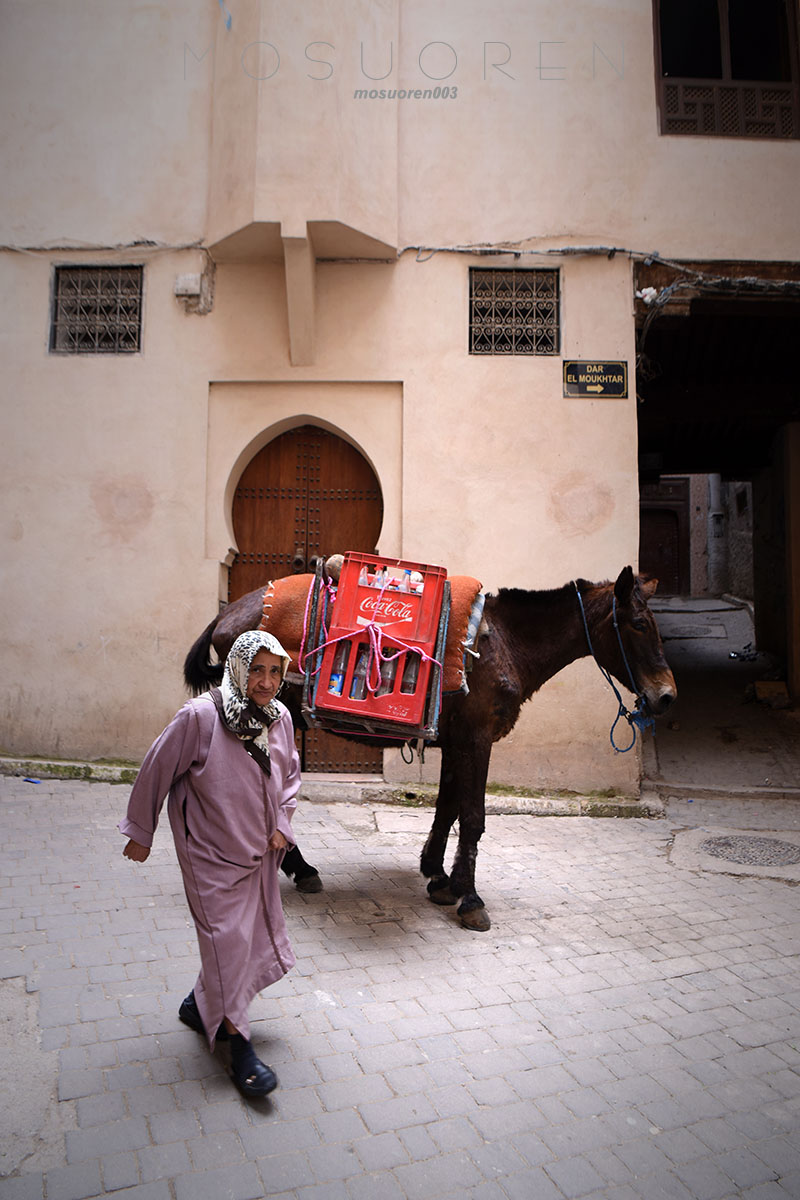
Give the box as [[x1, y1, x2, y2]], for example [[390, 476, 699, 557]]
[[614, 565, 635, 605], [640, 577, 659, 599]]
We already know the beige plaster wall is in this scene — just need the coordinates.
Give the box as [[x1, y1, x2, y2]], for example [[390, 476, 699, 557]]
[[0, 0, 213, 247], [1, 241, 641, 794], [392, 0, 800, 258], [205, 0, 399, 250], [4, 2, 798, 257], [4, 0, 797, 790], [203, 252, 640, 793], [0, 250, 225, 757]]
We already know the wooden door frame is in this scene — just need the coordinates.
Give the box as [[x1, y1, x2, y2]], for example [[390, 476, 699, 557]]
[[205, 383, 403, 605]]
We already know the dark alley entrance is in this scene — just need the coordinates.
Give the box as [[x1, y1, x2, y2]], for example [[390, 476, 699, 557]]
[[643, 595, 800, 798], [635, 258, 800, 702]]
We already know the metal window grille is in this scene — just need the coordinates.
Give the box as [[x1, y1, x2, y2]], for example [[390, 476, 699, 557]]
[[469, 269, 560, 355], [50, 266, 143, 353]]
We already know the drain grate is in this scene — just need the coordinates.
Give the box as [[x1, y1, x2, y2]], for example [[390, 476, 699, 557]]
[[700, 835, 800, 867]]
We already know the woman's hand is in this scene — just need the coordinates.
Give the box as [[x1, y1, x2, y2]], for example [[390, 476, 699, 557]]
[[123, 839, 150, 862], [268, 830, 288, 852]]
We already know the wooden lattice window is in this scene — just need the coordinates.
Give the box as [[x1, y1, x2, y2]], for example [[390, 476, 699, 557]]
[[469, 269, 560, 356], [655, 0, 800, 139], [50, 266, 143, 353]]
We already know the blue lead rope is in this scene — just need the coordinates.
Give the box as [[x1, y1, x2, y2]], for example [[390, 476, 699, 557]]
[[574, 584, 656, 753]]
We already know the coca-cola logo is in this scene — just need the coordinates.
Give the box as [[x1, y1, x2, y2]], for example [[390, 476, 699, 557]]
[[359, 596, 414, 622]]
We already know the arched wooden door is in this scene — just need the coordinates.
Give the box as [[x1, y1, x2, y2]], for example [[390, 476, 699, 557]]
[[229, 424, 384, 772]]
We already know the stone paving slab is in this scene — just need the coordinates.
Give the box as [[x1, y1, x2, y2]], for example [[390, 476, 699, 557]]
[[2, 776, 800, 1199]]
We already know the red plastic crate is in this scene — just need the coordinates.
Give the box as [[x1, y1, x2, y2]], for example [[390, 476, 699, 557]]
[[313, 553, 447, 729]]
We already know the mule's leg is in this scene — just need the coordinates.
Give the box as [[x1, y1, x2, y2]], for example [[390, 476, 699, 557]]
[[420, 760, 460, 906], [448, 732, 492, 932], [280, 844, 323, 893]]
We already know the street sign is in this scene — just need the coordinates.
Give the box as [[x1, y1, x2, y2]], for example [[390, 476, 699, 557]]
[[563, 361, 628, 398]]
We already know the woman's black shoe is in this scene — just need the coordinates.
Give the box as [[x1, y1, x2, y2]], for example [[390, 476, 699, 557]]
[[178, 991, 205, 1034], [178, 991, 228, 1041], [229, 1033, 278, 1098], [295, 868, 323, 893]]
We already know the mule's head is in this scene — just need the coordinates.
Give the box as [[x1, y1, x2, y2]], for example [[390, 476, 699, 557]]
[[601, 566, 677, 716]]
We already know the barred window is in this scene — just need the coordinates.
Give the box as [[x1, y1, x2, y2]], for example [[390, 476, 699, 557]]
[[50, 266, 143, 354], [469, 269, 560, 356]]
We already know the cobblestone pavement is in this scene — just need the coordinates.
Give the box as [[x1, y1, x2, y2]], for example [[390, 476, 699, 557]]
[[2, 775, 800, 1200]]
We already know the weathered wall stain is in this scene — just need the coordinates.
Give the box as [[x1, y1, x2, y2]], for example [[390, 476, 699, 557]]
[[90, 476, 154, 542], [549, 471, 615, 536]]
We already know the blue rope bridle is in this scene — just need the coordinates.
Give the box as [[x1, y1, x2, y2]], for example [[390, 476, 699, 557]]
[[574, 583, 656, 753]]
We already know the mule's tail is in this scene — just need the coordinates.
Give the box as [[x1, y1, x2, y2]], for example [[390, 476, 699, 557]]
[[183, 616, 224, 694]]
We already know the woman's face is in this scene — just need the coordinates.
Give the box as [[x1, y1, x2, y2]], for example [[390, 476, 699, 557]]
[[246, 650, 283, 706]]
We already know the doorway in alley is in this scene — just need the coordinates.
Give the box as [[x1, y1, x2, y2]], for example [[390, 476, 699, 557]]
[[229, 424, 384, 773]]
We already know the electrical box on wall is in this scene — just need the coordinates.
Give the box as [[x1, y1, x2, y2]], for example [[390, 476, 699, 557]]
[[174, 273, 202, 296], [173, 265, 215, 314]]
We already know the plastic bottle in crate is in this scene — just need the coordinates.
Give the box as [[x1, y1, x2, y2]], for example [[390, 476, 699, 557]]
[[328, 642, 350, 695]]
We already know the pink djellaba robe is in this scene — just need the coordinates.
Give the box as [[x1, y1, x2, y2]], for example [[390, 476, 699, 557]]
[[119, 694, 299, 1048]]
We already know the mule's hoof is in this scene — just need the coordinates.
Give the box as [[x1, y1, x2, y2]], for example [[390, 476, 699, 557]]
[[295, 871, 323, 893], [459, 906, 491, 932], [428, 885, 458, 906]]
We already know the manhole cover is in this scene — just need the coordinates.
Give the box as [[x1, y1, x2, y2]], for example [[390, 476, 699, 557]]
[[662, 624, 726, 639], [699, 835, 800, 866]]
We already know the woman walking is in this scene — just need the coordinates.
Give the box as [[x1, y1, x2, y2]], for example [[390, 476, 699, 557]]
[[120, 630, 299, 1098]]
